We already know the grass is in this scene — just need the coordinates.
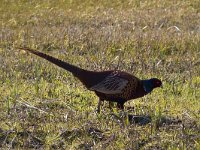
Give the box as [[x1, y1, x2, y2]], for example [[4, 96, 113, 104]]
[[0, 0, 200, 149]]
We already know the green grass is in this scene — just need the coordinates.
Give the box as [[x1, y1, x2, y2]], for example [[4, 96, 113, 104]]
[[0, 0, 200, 149]]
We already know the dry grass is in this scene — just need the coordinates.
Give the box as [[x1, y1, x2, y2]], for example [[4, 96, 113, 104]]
[[0, 0, 200, 149]]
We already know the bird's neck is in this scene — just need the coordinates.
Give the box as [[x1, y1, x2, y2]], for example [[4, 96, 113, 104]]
[[142, 79, 154, 94]]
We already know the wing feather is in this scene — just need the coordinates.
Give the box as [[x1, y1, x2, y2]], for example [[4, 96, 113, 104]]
[[90, 73, 128, 94]]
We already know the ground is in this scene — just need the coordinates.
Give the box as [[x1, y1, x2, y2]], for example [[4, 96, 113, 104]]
[[0, 0, 200, 149]]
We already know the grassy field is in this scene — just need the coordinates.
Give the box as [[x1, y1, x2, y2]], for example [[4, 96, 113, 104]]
[[0, 0, 200, 149]]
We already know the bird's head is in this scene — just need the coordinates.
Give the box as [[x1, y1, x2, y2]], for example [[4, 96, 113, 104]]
[[143, 78, 162, 93], [151, 78, 162, 88]]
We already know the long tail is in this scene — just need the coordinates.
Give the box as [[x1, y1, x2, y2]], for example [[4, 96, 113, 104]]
[[17, 47, 83, 76]]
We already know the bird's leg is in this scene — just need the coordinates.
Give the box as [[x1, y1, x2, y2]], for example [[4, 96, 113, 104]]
[[96, 99, 103, 113]]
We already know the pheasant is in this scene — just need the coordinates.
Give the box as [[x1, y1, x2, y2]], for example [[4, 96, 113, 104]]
[[17, 47, 162, 113]]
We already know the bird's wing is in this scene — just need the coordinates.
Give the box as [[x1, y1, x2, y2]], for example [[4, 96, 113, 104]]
[[89, 73, 129, 94]]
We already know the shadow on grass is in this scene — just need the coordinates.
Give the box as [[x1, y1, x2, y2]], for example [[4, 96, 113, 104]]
[[128, 114, 151, 125], [129, 114, 182, 126], [110, 113, 182, 126]]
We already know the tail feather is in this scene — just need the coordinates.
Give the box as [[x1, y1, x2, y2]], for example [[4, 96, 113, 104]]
[[17, 47, 83, 76], [17, 47, 113, 89]]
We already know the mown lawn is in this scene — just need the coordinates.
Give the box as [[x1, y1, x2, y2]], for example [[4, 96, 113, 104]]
[[0, 0, 200, 149]]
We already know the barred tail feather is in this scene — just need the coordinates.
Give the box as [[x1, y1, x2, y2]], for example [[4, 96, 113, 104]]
[[17, 47, 82, 76]]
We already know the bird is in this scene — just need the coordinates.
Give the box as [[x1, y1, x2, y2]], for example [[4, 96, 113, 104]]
[[17, 47, 162, 113]]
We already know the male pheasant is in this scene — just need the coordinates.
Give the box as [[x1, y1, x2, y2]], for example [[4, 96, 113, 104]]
[[17, 47, 162, 112]]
